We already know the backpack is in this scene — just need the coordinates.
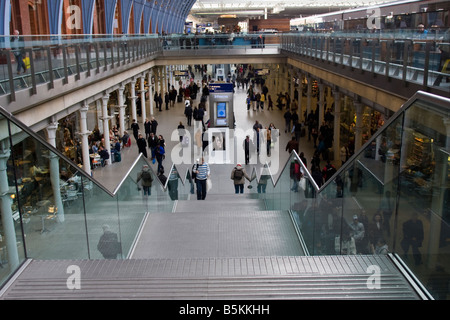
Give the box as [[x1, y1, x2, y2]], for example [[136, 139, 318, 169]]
[[234, 168, 243, 180], [142, 170, 153, 181]]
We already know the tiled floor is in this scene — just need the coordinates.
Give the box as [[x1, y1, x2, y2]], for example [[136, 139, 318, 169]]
[[92, 75, 330, 195]]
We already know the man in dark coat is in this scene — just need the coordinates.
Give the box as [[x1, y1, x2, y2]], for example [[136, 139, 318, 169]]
[[137, 133, 148, 158], [97, 225, 121, 259], [131, 119, 139, 142], [401, 212, 424, 265]]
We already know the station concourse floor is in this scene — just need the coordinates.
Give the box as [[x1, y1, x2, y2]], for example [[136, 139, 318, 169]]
[[91, 81, 331, 194]]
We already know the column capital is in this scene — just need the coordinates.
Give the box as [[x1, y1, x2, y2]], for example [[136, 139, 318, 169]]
[[80, 104, 89, 113], [47, 121, 58, 132], [77, 131, 92, 137], [0, 148, 11, 162]]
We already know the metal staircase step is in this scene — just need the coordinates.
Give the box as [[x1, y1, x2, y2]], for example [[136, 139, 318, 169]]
[[0, 257, 421, 300]]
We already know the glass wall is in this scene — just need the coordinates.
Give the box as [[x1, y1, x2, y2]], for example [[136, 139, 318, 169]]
[[277, 92, 449, 299], [0, 108, 175, 287]]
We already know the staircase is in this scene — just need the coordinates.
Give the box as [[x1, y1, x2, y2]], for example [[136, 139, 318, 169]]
[[0, 194, 423, 300]]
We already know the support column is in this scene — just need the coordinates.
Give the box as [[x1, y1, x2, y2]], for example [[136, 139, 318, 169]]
[[46, 119, 65, 222], [129, 80, 137, 124], [79, 104, 92, 177], [148, 70, 154, 116], [306, 76, 312, 119], [333, 90, 341, 163], [117, 85, 126, 137], [298, 73, 303, 115], [158, 67, 164, 100], [290, 69, 296, 107], [354, 101, 364, 153], [101, 94, 112, 165], [163, 66, 167, 96], [0, 144, 20, 270], [96, 100, 103, 133], [140, 75, 147, 126], [318, 83, 325, 126]]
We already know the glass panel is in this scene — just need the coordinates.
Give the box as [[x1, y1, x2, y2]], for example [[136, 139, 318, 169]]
[[396, 100, 449, 299], [0, 115, 27, 287], [0, 50, 11, 95], [31, 47, 50, 85], [8, 120, 90, 260]]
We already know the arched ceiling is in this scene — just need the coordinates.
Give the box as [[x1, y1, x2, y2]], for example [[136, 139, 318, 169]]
[[189, 0, 400, 19]]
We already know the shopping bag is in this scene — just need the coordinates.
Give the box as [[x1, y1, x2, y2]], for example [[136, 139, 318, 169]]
[[23, 57, 30, 69], [206, 178, 212, 192]]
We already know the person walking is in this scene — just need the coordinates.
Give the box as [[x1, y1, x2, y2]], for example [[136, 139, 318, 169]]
[[284, 109, 292, 133], [194, 157, 210, 200], [150, 117, 158, 135], [155, 142, 165, 173], [11, 30, 27, 75], [285, 136, 299, 154], [131, 119, 140, 142], [97, 225, 121, 259], [144, 118, 152, 140], [243, 135, 254, 165], [231, 163, 251, 194], [401, 212, 424, 265], [137, 164, 153, 196], [184, 101, 193, 126], [147, 132, 159, 163], [137, 133, 148, 158]]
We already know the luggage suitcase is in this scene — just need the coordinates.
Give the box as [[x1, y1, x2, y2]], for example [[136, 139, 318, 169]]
[[177, 95, 182, 102], [115, 151, 121, 162]]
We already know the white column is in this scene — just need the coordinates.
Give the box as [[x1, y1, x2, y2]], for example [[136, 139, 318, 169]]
[[0, 144, 20, 269], [140, 75, 147, 126], [46, 120, 65, 222], [148, 71, 154, 116], [117, 85, 126, 137], [96, 100, 103, 133], [158, 67, 164, 98], [79, 104, 92, 177], [101, 95, 112, 165], [129, 80, 137, 123]]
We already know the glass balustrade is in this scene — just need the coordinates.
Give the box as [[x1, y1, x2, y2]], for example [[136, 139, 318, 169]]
[[281, 33, 450, 93], [0, 106, 176, 287], [0, 31, 447, 106], [266, 91, 449, 299]]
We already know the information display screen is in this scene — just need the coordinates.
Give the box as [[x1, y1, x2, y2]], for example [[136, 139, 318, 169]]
[[216, 102, 227, 126], [217, 102, 226, 118]]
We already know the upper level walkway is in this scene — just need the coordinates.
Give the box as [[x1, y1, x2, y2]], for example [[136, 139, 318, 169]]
[[0, 32, 448, 132]]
